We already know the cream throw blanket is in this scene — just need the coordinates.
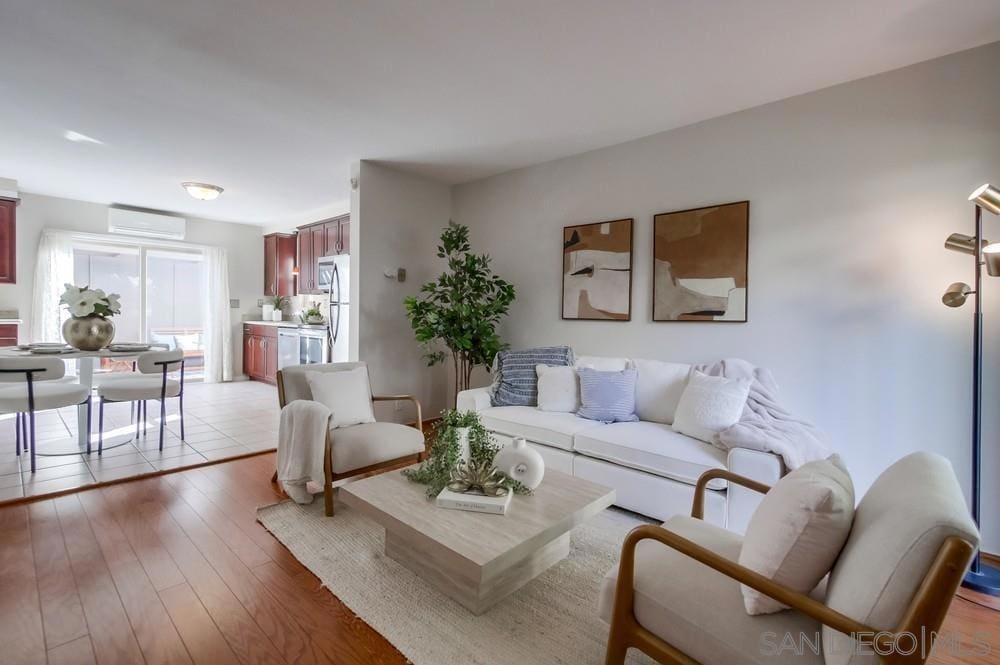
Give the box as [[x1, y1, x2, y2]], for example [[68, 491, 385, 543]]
[[694, 358, 831, 469], [277, 400, 331, 504]]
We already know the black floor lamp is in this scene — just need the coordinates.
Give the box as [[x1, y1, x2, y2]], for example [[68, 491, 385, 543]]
[[942, 182, 1000, 596]]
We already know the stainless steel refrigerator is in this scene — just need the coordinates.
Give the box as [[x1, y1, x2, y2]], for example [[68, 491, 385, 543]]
[[323, 254, 350, 362]]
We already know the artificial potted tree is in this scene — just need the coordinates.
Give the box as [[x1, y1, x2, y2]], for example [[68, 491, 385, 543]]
[[404, 222, 515, 405]]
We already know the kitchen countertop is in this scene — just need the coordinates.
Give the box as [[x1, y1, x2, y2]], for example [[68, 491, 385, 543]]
[[243, 320, 328, 330]]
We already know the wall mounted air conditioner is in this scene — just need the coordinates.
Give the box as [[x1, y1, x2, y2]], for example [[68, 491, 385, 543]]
[[108, 207, 186, 240]]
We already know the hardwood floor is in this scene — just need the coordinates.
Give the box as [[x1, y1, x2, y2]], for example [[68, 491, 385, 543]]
[[0, 452, 997, 664]]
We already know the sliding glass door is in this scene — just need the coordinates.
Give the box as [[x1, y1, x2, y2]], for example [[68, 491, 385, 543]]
[[71, 241, 208, 379], [146, 249, 207, 377]]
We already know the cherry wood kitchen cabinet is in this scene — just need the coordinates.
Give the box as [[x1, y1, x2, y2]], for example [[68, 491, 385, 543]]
[[243, 324, 278, 384], [296, 214, 349, 295], [0, 323, 17, 347], [0, 198, 16, 284], [263, 232, 296, 296]]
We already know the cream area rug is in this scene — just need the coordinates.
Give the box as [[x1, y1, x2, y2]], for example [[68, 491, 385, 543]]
[[257, 497, 656, 665]]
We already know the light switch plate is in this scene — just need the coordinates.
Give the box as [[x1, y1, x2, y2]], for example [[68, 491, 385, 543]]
[[397, 268, 406, 282], [230, 299, 240, 309]]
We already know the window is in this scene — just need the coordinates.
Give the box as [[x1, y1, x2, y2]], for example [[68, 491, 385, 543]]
[[72, 240, 208, 379]]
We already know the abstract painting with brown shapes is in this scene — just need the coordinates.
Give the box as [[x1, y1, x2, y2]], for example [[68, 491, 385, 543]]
[[562, 218, 633, 320], [653, 201, 748, 322]]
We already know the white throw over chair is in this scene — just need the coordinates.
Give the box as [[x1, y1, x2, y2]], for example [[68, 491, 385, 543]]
[[276, 362, 427, 516], [0, 357, 91, 472], [96, 348, 186, 454]]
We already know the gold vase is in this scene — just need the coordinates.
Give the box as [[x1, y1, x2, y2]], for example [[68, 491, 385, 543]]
[[62, 315, 115, 351]]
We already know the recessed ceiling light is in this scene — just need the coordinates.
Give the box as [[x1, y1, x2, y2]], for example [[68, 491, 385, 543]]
[[181, 182, 224, 201], [63, 130, 104, 145]]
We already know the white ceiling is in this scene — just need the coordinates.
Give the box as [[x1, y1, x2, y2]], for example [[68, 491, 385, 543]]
[[2, 1, 999, 226]]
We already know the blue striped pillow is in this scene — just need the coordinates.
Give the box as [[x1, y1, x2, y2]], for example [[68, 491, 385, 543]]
[[577, 367, 639, 423], [492, 346, 574, 407]]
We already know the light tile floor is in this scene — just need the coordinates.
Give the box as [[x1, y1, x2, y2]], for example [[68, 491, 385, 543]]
[[0, 379, 279, 501]]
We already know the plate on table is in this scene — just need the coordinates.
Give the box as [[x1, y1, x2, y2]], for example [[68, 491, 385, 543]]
[[28, 342, 68, 349], [30, 346, 71, 355], [108, 343, 151, 352]]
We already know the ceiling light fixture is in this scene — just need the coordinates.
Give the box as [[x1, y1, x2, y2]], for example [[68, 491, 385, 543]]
[[181, 182, 224, 201]]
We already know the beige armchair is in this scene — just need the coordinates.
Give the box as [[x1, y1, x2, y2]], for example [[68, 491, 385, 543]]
[[275, 362, 427, 516], [599, 452, 979, 665]]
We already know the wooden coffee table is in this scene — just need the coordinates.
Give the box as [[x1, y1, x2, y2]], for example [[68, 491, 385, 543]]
[[340, 467, 615, 614]]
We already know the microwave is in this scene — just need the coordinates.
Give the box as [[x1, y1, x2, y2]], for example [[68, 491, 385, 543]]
[[316, 255, 337, 292]]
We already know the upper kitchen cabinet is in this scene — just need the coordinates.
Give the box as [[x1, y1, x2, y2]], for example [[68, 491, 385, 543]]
[[296, 214, 349, 295], [0, 198, 16, 284], [263, 232, 296, 296]]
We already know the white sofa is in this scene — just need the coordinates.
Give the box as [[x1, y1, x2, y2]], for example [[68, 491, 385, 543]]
[[457, 355, 785, 533]]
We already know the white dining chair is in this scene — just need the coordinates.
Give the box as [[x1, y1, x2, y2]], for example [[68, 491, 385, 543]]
[[95, 348, 186, 454], [0, 357, 92, 473]]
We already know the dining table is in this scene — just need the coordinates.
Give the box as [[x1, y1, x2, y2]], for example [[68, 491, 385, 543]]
[[0, 345, 166, 455]]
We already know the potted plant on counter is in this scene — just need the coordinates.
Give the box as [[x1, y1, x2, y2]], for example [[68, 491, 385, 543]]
[[60, 283, 122, 350]]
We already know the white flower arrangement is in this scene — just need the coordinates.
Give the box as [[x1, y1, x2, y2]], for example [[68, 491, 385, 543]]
[[60, 283, 122, 318]]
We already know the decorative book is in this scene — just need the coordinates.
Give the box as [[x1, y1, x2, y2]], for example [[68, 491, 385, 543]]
[[435, 488, 512, 515]]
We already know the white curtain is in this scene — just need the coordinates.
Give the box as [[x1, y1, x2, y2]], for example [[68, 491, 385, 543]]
[[30, 230, 75, 342], [202, 246, 233, 383]]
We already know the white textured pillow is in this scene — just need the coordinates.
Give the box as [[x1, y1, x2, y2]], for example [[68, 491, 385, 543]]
[[671, 370, 750, 444], [305, 367, 375, 428], [535, 364, 579, 413], [738, 455, 855, 615], [633, 358, 691, 424]]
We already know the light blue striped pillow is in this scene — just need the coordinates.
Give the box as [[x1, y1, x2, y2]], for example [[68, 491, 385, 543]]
[[577, 367, 639, 423], [492, 346, 575, 407]]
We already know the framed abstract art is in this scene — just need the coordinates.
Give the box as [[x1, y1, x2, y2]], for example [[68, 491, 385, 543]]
[[562, 218, 633, 320], [652, 201, 748, 322]]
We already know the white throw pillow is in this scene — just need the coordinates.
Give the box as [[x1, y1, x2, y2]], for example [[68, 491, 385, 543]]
[[305, 367, 375, 428], [535, 364, 580, 413], [738, 455, 855, 615], [574, 355, 632, 372], [633, 358, 692, 424], [671, 370, 751, 444]]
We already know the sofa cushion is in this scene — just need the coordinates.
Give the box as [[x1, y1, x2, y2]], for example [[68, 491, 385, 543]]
[[479, 406, 598, 451], [575, 355, 631, 371], [598, 515, 822, 665], [492, 346, 574, 407], [573, 421, 728, 488], [633, 358, 691, 424], [672, 370, 751, 444], [577, 367, 639, 424]]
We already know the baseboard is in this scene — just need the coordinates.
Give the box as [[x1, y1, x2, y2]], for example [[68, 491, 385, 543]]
[[981, 551, 1000, 567]]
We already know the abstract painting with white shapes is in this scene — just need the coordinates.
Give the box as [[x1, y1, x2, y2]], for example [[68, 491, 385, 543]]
[[562, 218, 633, 320], [653, 201, 748, 322]]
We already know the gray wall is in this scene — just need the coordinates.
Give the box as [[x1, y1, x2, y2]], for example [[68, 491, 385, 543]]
[[0, 191, 265, 374], [451, 43, 1000, 549], [354, 161, 450, 423]]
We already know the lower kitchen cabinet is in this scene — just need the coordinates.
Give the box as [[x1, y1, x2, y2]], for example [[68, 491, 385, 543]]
[[243, 324, 278, 384]]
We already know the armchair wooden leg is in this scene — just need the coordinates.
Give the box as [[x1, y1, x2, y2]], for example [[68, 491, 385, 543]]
[[324, 429, 335, 516], [604, 619, 630, 665]]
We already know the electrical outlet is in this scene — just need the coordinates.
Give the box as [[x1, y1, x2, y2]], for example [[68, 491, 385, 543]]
[[257, 298, 264, 307], [229, 298, 240, 309]]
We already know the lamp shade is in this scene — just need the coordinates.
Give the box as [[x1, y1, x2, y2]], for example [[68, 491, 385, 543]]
[[969, 184, 1000, 216], [942, 282, 973, 307], [945, 233, 989, 255], [985, 244, 1000, 277]]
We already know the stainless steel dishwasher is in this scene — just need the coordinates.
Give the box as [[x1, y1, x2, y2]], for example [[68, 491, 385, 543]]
[[277, 328, 300, 369]]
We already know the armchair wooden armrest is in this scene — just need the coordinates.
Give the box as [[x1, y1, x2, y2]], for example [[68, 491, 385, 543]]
[[691, 468, 771, 520], [372, 394, 423, 434], [607, 524, 974, 665]]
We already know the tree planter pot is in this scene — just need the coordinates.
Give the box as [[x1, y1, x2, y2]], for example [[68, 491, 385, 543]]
[[62, 315, 115, 351]]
